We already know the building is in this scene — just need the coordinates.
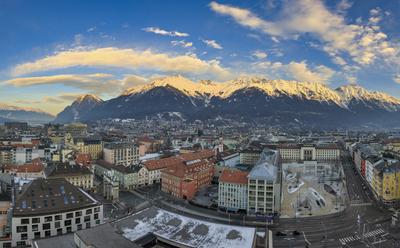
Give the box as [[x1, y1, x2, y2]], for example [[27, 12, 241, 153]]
[[3, 158, 45, 179], [247, 149, 282, 215], [64, 123, 87, 136], [239, 148, 262, 166], [372, 161, 400, 205], [278, 143, 340, 162], [218, 169, 248, 212], [93, 160, 140, 190], [65, 134, 103, 160], [161, 159, 214, 200], [11, 178, 103, 247], [46, 162, 94, 190], [103, 142, 139, 166]]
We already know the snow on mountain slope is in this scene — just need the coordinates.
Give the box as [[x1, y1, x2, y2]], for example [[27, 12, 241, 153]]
[[0, 103, 52, 115], [336, 85, 400, 111], [123, 75, 347, 107]]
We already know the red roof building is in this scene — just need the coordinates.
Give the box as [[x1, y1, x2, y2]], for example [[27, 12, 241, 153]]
[[161, 159, 214, 200]]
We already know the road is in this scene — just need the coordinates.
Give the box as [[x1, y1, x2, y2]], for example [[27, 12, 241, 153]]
[[115, 151, 397, 248]]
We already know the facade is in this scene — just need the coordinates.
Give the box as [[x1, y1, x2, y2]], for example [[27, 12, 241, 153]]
[[239, 149, 262, 166], [372, 161, 400, 205], [218, 169, 248, 211], [278, 143, 340, 162], [11, 178, 103, 247], [65, 134, 103, 160], [93, 160, 139, 190], [103, 142, 139, 166], [47, 163, 94, 190], [161, 159, 214, 200], [247, 149, 282, 215]]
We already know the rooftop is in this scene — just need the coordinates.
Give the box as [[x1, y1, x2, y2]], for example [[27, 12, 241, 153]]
[[248, 148, 279, 181], [220, 169, 248, 185], [115, 207, 256, 248], [13, 178, 100, 217]]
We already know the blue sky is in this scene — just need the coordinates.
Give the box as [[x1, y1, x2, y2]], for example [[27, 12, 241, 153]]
[[0, 0, 399, 114]]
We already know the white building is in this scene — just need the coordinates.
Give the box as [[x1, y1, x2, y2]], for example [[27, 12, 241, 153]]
[[247, 149, 282, 215], [278, 143, 340, 161], [103, 142, 139, 166], [218, 169, 248, 211], [11, 178, 103, 247], [14, 147, 39, 165]]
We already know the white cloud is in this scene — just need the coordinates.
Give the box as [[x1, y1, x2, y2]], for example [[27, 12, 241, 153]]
[[252, 51, 268, 59], [209, 0, 398, 66], [10, 47, 231, 80], [394, 75, 400, 84], [142, 27, 189, 37], [252, 60, 335, 84], [4, 74, 120, 94], [202, 39, 223, 49], [171, 40, 193, 48]]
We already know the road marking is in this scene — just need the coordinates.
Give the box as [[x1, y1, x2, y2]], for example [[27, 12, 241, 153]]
[[339, 228, 386, 245], [350, 202, 372, 207]]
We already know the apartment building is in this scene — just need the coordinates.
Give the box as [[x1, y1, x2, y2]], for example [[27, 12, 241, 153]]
[[103, 142, 139, 166], [11, 178, 103, 247], [247, 149, 282, 215], [372, 161, 400, 205], [64, 134, 103, 160], [218, 169, 248, 211], [47, 163, 94, 190]]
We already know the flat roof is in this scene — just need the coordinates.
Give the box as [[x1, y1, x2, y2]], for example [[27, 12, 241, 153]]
[[115, 207, 256, 248], [33, 233, 75, 248], [75, 222, 140, 248]]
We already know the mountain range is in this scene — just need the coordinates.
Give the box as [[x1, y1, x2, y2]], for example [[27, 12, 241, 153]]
[[0, 103, 54, 125], [54, 76, 400, 128]]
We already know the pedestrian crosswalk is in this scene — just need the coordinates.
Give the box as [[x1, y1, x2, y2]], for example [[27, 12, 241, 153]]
[[339, 228, 386, 245]]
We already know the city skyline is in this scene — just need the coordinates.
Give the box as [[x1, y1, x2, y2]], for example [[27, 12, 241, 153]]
[[1, 0, 400, 114]]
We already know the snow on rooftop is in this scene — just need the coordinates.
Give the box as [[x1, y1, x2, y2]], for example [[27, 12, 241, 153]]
[[139, 153, 161, 162], [121, 207, 256, 248]]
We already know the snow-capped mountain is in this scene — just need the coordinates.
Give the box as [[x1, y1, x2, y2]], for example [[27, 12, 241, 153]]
[[53, 94, 103, 123], [0, 103, 54, 124], [57, 76, 400, 128]]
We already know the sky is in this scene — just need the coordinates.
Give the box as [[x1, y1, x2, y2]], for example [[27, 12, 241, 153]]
[[0, 0, 400, 115]]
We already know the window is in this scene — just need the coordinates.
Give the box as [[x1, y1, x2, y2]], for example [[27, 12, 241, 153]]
[[64, 220, 71, 226], [44, 216, 53, 222], [84, 216, 91, 222], [55, 215, 62, 221], [3, 242, 11, 248], [77, 224, 82, 230], [34, 232, 41, 239], [94, 213, 99, 220], [32, 224, 38, 232], [75, 218, 81, 224], [75, 211, 82, 217], [94, 207, 100, 213], [66, 226, 72, 233], [32, 217, 40, 224], [42, 223, 51, 230], [86, 209, 92, 215], [56, 228, 63, 235], [66, 213, 73, 219], [86, 222, 91, 229], [16, 226, 27, 233], [21, 218, 29, 224], [45, 230, 51, 237], [16, 241, 25, 246], [55, 221, 60, 228], [21, 233, 28, 240]]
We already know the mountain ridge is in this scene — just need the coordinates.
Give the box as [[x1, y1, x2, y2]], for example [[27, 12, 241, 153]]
[[56, 76, 400, 128]]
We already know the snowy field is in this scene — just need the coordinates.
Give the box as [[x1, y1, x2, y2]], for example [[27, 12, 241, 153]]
[[118, 207, 256, 248]]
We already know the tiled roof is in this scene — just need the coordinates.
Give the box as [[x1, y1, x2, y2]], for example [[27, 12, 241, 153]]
[[3, 158, 44, 173], [220, 169, 248, 185]]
